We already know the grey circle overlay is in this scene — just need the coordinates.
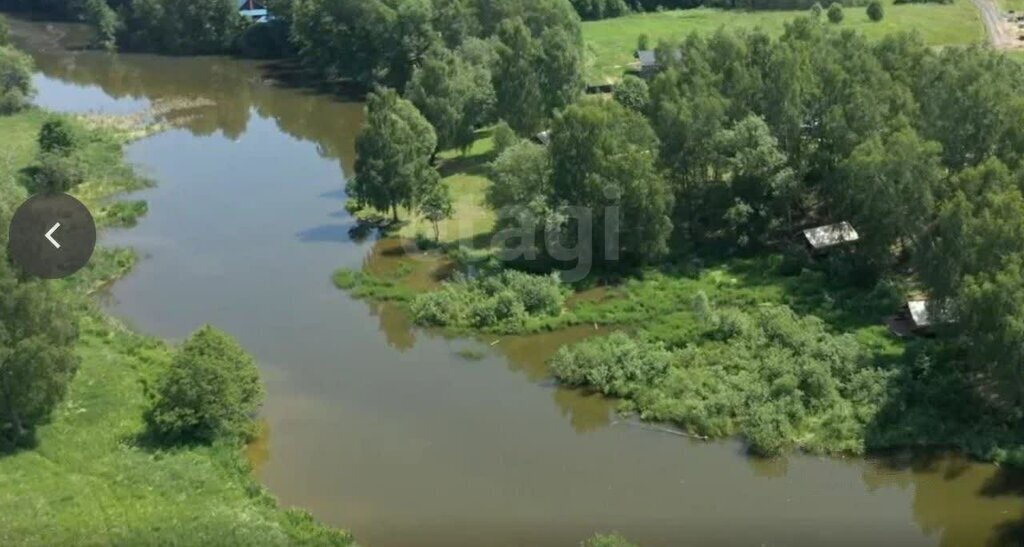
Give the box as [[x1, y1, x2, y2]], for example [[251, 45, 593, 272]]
[[8, 193, 97, 280]]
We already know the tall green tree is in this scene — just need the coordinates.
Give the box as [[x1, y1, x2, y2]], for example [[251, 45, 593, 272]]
[[0, 257, 79, 449], [0, 46, 33, 115], [549, 98, 673, 264], [406, 47, 495, 153], [832, 128, 942, 267], [711, 115, 796, 247], [84, 0, 120, 50], [120, 0, 241, 54], [349, 88, 439, 221], [492, 18, 545, 135], [418, 181, 454, 242]]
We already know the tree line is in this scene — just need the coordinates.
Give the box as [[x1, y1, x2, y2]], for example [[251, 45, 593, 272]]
[[354, 17, 1024, 432]]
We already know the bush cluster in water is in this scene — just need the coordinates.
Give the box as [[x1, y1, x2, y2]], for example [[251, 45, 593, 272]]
[[410, 270, 566, 330], [550, 303, 893, 457]]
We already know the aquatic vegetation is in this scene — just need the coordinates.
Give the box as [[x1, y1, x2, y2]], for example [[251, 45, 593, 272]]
[[410, 270, 566, 332]]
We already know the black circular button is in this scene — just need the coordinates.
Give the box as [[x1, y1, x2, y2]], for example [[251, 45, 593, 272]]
[[7, 193, 96, 280]]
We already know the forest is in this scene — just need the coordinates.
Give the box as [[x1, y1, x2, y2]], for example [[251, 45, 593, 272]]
[[333, 5, 1024, 459]]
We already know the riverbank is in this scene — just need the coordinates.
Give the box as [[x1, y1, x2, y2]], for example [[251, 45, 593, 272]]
[[0, 109, 353, 545]]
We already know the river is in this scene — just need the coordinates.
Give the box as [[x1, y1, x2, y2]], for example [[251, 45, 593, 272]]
[[11, 18, 1024, 547]]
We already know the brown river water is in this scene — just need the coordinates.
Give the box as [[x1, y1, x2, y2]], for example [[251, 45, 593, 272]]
[[10, 18, 1024, 547]]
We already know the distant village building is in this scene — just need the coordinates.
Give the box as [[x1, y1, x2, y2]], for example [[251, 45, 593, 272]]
[[802, 221, 860, 252], [239, 0, 269, 23], [532, 130, 552, 146], [635, 50, 659, 75], [633, 49, 682, 76]]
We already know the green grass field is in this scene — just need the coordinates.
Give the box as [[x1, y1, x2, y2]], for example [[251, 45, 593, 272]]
[[0, 110, 352, 546], [581, 0, 986, 83]]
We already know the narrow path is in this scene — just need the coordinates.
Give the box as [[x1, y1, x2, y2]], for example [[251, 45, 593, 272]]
[[972, 0, 1020, 49]]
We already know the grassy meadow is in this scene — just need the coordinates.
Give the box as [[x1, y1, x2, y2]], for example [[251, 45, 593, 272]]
[[581, 0, 986, 82], [0, 110, 352, 546]]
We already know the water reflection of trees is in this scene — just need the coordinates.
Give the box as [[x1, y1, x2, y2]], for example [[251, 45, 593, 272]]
[[860, 453, 1024, 547], [24, 22, 362, 172]]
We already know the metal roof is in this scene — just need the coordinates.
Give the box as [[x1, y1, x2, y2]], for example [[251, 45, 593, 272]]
[[802, 221, 859, 249], [907, 300, 931, 327], [635, 50, 657, 67]]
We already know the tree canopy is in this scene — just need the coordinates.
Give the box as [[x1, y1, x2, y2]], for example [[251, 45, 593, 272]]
[[145, 325, 264, 444], [349, 88, 439, 221]]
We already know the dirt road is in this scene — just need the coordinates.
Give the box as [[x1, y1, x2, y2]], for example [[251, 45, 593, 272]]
[[972, 0, 1022, 49]]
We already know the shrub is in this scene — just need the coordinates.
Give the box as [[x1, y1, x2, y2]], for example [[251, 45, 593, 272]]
[[145, 326, 264, 444], [492, 120, 518, 155], [612, 75, 649, 113], [38, 118, 78, 155], [809, 2, 823, 16], [0, 46, 33, 115], [550, 332, 672, 397], [866, 0, 884, 21], [101, 200, 148, 226], [827, 2, 844, 23], [28, 153, 84, 194], [410, 269, 566, 331]]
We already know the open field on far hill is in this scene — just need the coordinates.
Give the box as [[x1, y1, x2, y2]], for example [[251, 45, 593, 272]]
[[581, 0, 986, 83]]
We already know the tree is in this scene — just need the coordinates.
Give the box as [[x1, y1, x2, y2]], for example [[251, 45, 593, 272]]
[[916, 159, 1024, 303], [491, 120, 519, 155], [711, 115, 796, 248], [492, 18, 546, 135], [833, 128, 943, 268], [349, 88, 438, 221], [827, 2, 843, 23], [487, 140, 553, 225], [432, 0, 476, 49], [406, 47, 495, 153], [0, 255, 78, 449], [145, 325, 264, 444], [537, 26, 584, 116], [418, 182, 454, 242], [84, 0, 119, 50], [120, 0, 241, 54], [291, 0, 438, 90], [549, 98, 673, 264], [0, 46, 33, 115], [612, 74, 649, 113], [809, 2, 823, 17], [38, 118, 78, 155], [866, 0, 884, 22]]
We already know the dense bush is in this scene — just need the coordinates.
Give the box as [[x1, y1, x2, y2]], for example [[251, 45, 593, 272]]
[[0, 46, 33, 115], [492, 120, 519, 155], [612, 74, 649, 113], [550, 332, 672, 397], [552, 305, 891, 456], [570, 0, 629, 20], [827, 2, 844, 22], [27, 153, 84, 194], [38, 118, 79, 155], [145, 326, 264, 444], [866, 0, 884, 21], [410, 270, 566, 330]]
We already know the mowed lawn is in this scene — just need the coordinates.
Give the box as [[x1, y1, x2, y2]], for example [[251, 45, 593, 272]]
[[582, 0, 986, 83]]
